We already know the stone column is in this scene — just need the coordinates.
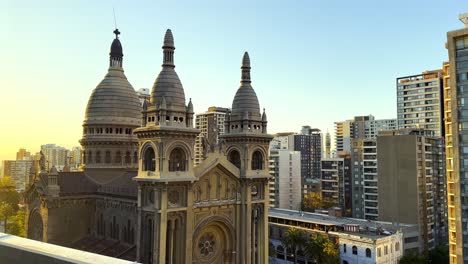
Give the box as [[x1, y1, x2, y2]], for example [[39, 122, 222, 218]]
[[158, 187, 168, 264], [185, 185, 194, 263], [136, 186, 142, 261]]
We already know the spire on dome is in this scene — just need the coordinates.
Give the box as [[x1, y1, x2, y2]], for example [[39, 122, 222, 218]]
[[109, 28, 123, 67], [241, 51, 251, 83], [188, 98, 194, 113], [262, 108, 267, 121], [162, 29, 175, 67]]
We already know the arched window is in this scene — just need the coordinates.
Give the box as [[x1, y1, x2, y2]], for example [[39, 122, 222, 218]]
[[88, 151, 93, 164], [228, 150, 241, 168], [105, 151, 111, 163], [251, 150, 264, 170], [143, 147, 155, 171], [352, 246, 358, 255], [96, 151, 101, 163], [125, 151, 131, 164], [169, 148, 187, 171], [395, 242, 400, 252], [115, 151, 122, 164], [366, 248, 371, 258], [133, 151, 138, 164], [343, 243, 347, 253]]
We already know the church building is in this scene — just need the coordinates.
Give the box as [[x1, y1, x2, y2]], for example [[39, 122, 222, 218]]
[[24, 28, 272, 264]]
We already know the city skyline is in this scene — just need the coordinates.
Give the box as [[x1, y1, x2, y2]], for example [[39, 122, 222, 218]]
[[2, 0, 466, 162]]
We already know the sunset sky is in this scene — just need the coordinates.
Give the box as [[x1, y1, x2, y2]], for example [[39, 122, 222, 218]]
[[2, 0, 467, 162]]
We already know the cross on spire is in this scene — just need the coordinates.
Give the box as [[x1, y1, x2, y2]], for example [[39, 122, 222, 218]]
[[113, 28, 120, 39]]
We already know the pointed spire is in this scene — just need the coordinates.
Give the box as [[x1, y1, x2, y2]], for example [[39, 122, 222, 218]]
[[262, 108, 267, 121], [188, 98, 193, 113], [162, 29, 175, 68], [241, 51, 251, 83], [109, 29, 123, 67]]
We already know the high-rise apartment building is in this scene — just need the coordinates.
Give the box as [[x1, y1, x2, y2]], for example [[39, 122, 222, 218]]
[[378, 128, 447, 253], [194, 106, 228, 165], [325, 130, 331, 158], [69, 146, 82, 170], [40, 144, 69, 171], [16, 148, 31, 160], [294, 126, 322, 182], [2, 160, 33, 191], [397, 70, 444, 137], [336, 116, 397, 153], [268, 148, 301, 210], [352, 139, 379, 220], [335, 120, 354, 153], [135, 88, 150, 106], [321, 154, 351, 215], [446, 14, 468, 263]]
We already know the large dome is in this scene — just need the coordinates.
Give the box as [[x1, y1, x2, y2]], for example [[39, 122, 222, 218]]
[[231, 52, 261, 118], [150, 29, 186, 113], [84, 68, 142, 126]]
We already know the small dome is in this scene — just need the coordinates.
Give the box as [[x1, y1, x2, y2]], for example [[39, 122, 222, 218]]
[[84, 68, 142, 126], [110, 38, 123, 57], [163, 29, 174, 48], [231, 52, 261, 119], [151, 29, 187, 112]]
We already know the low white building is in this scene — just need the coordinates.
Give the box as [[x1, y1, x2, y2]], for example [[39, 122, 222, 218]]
[[334, 227, 403, 264]]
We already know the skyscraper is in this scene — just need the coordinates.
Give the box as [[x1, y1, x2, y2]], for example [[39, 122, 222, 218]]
[[397, 70, 444, 137], [194, 106, 228, 165], [325, 130, 331, 158], [294, 126, 322, 182], [446, 13, 468, 263], [16, 148, 31, 160], [40, 144, 69, 171]]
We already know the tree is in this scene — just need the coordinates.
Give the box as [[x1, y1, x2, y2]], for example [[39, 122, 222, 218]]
[[0, 202, 15, 233], [0, 177, 20, 211], [428, 245, 449, 264], [281, 228, 306, 264], [399, 250, 427, 264], [303, 192, 322, 211], [304, 235, 339, 264], [7, 210, 25, 237]]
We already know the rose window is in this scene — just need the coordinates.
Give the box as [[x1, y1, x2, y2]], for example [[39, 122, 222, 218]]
[[198, 233, 216, 257]]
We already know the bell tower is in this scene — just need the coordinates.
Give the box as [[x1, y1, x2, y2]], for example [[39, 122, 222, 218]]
[[134, 29, 199, 264], [220, 52, 273, 263]]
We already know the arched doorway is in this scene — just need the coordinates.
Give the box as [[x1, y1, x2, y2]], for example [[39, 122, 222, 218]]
[[27, 210, 43, 241], [193, 220, 234, 263]]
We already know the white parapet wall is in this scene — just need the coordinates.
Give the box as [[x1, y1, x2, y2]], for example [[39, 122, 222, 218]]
[[0, 233, 139, 264]]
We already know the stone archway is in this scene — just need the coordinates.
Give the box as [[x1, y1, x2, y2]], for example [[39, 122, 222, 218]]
[[27, 209, 43, 241], [193, 220, 234, 264]]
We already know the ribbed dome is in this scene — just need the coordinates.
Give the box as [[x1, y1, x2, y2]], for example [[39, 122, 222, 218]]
[[231, 85, 260, 115], [231, 52, 261, 117], [84, 68, 142, 126], [151, 68, 186, 111], [150, 29, 187, 112]]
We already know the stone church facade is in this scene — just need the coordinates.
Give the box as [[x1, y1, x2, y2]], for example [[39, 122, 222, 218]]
[[24, 29, 272, 264]]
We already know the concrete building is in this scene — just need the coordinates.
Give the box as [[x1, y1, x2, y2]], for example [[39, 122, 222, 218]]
[[69, 146, 82, 171], [445, 13, 468, 263], [16, 148, 31, 160], [136, 88, 150, 105], [397, 70, 444, 137], [321, 155, 352, 215], [325, 130, 331, 158], [294, 126, 322, 182], [268, 208, 417, 264], [194, 106, 228, 165], [268, 148, 301, 210], [335, 120, 354, 153], [351, 139, 379, 220], [2, 159, 33, 191], [25, 29, 272, 263], [377, 128, 447, 253], [40, 144, 69, 171], [336, 116, 397, 154]]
